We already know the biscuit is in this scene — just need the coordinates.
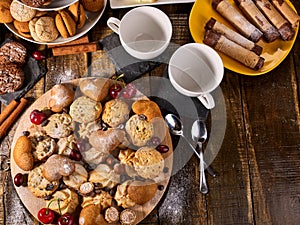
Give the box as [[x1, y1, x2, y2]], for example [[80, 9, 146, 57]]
[[10, 0, 36, 22], [114, 181, 136, 208], [131, 100, 162, 121], [89, 164, 120, 189], [0, 63, 24, 94], [13, 20, 30, 33], [29, 18, 43, 42], [69, 96, 102, 124], [81, 0, 104, 12], [34, 16, 59, 42], [55, 11, 76, 38], [63, 163, 88, 190], [0, 41, 27, 65], [13, 135, 34, 171], [68, 1, 86, 29], [132, 147, 164, 179], [0, 1, 13, 23], [79, 204, 107, 225], [127, 180, 157, 205], [79, 78, 110, 102], [125, 114, 154, 146], [81, 147, 106, 169], [46, 188, 79, 215], [18, 31, 32, 39], [81, 190, 112, 209], [20, 0, 47, 8], [30, 135, 57, 161], [28, 164, 59, 198], [48, 84, 75, 113], [102, 99, 130, 128], [43, 113, 75, 139]]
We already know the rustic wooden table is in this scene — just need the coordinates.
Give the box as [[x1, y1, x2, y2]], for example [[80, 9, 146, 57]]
[[1, 1, 300, 224]]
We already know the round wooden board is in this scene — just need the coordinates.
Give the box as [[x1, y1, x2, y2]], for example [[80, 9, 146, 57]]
[[10, 78, 173, 224]]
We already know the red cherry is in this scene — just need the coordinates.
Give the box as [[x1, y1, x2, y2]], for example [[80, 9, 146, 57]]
[[69, 149, 82, 161], [14, 173, 25, 187], [122, 83, 137, 99], [30, 109, 47, 125], [156, 145, 169, 153], [57, 213, 74, 225], [109, 83, 123, 99], [37, 208, 56, 224], [32, 51, 45, 61]]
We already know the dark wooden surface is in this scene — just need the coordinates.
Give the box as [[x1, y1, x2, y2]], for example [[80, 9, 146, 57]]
[[1, 1, 300, 224]]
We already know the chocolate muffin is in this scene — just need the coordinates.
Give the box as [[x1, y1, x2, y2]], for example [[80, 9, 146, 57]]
[[0, 63, 24, 94], [0, 41, 27, 65]]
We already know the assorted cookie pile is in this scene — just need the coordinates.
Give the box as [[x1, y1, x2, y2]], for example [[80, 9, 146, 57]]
[[0, 0, 105, 42], [0, 40, 27, 94], [12, 78, 171, 225]]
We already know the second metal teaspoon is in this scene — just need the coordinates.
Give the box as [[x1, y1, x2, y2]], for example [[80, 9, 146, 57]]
[[164, 114, 216, 178], [191, 120, 208, 194]]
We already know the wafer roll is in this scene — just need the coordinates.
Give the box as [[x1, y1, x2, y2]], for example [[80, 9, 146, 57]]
[[270, 0, 300, 28], [212, 0, 263, 42], [203, 30, 264, 70], [253, 0, 295, 40], [234, 0, 280, 42], [205, 18, 263, 55]]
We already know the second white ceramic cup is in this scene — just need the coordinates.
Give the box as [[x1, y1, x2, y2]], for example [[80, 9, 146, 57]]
[[107, 6, 172, 60], [168, 43, 224, 109]]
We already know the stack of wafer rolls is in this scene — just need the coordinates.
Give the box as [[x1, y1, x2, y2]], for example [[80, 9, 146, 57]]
[[212, 0, 263, 42], [203, 29, 265, 70], [253, 0, 295, 40], [205, 18, 263, 55], [234, 0, 280, 42]]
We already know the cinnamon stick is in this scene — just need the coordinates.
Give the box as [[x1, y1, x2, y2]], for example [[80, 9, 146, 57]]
[[0, 100, 19, 125], [51, 42, 97, 56], [0, 98, 28, 139], [47, 35, 89, 49]]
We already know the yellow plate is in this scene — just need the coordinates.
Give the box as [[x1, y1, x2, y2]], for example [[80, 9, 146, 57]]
[[189, 0, 299, 75]]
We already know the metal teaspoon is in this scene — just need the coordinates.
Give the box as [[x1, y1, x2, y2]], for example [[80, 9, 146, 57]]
[[191, 120, 208, 194], [164, 114, 216, 178]]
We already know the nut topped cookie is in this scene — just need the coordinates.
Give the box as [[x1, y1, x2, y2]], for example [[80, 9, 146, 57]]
[[0, 63, 24, 94], [0, 41, 27, 65]]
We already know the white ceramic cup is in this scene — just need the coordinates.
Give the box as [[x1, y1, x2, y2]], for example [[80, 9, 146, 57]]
[[107, 6, 172, 60], [168, 43, 224, 109]]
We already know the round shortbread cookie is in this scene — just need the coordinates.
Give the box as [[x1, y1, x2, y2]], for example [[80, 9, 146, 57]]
[[10, 0, 36, 22], [102, 99, 130, 127], [125, 114, 154, 146], [69, 96, 102, 124], [34, 16, 59, 42]]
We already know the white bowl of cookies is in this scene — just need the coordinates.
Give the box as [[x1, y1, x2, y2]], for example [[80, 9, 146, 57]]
[[11, 77, 173, 225], [2, 0, 107, 45]]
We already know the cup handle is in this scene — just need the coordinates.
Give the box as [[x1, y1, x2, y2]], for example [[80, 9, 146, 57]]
[[197, 93, 215, 109], [107, 17, 121, 35]]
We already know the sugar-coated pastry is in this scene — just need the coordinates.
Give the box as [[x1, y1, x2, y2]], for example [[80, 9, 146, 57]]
[[79, 78, 111, 102], [42, 154, 75, 181], [48, 84, 75, 113]]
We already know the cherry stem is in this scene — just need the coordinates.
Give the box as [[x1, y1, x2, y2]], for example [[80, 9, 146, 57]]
[[113, 74, 126, 88]]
